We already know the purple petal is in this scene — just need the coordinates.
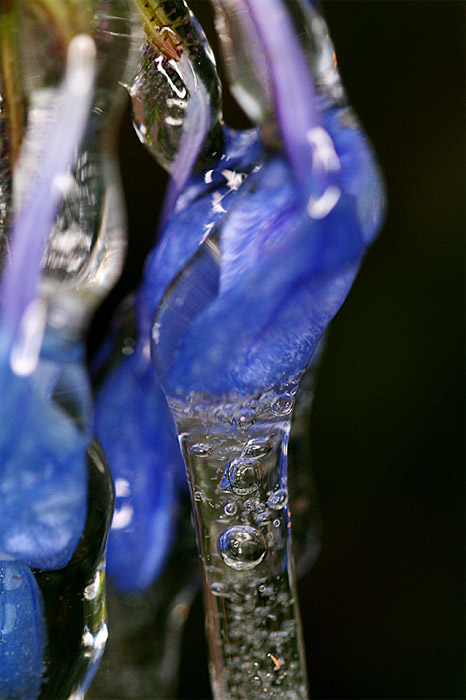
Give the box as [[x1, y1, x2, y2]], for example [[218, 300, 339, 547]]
[[232, 0, 325, 191], [1, 35, 96, 341], [159, 53, 213, 227]]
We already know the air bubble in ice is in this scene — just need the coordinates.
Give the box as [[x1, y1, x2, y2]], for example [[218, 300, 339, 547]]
[[189, 443, 212, 457], [243, 437, 272, 458], [224, 502, 237, 516], [227, 457, 263, 496], [217, 525, 267, 570], [211, 582, 227, 596], [271, 393, 294, 415], [231, 407, 256, 428], [268, 488, 288, 510]]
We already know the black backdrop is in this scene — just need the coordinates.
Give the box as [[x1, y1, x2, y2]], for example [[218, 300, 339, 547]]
[[90, 2, 465, 698]]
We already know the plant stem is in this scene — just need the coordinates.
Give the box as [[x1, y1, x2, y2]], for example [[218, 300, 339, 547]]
[[130, 0, 187, 61], [30, 0, 90, 54], [0, 5, 24, 168]]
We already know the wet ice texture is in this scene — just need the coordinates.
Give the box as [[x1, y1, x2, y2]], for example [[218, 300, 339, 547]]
[[178, 396, 309, 700]]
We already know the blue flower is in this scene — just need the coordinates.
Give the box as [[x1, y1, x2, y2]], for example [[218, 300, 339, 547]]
[[0, 336, 90, 570], [150, 0, 385, 399], [0, 35, 95, 571], [0, 33, 96, 699], [93, 338, 184, 593], [92, 6, 263, 594]]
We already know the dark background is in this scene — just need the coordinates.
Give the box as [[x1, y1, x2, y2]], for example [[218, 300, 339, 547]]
[[98, 2, 465, 698]]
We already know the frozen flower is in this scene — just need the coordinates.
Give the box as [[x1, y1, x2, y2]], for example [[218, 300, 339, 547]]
[[150, 0, 385, 399], [0, 34, 95, 570]]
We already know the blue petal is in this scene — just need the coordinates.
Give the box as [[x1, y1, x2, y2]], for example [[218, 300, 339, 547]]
[[0, 561, 46, 700], [138, 127, 263, 337], [94, 345, 184, 593], [0, 337, 88, 570], [152, 109, 384, 397]]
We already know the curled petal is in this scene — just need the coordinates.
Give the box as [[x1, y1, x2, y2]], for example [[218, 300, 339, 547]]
[[1, 34, 96, 342]]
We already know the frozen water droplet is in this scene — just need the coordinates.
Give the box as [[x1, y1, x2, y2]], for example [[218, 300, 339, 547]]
[[224, 502, 237, 516], [271, 393, 294, 415], [189, 443, 212, 457], [268, 489, 288, 510], [243, 437, 272, 458], [217, 526, 267, 570], [227, 458, 263, 496]]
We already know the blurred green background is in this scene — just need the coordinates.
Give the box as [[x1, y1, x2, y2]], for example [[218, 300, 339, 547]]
[[93, 1, 465, 698]]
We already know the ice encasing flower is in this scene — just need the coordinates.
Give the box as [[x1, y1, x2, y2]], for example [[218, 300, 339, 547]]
[[0, 0, 138, 571], [93, 0, 234, 593], [94, 338, 184, 593], [151, 0, 385, 399], [0, 1, 139, 694], [0, 34, 96, 570], [145, 2, 385, 698], [0, 34, 95, 698]]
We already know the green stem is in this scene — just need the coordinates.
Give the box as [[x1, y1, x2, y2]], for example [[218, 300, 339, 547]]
[[130, 0, 184, 61], [29, 0, 91, 55], [0, 5, 24, 167], [0, 0, 92, 261]]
